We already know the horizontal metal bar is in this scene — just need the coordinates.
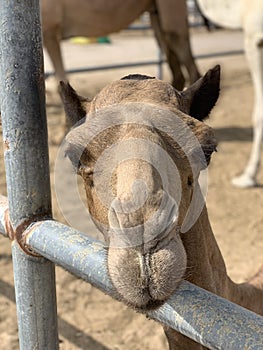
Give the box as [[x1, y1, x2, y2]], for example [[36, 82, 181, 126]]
[[150, 284, 263, 350], [196, 49, 244, 59], [23, 220, 263, 348], [44, 49, 244, 79], [27, 220, 115, 295], [1, 199, 263, 349]]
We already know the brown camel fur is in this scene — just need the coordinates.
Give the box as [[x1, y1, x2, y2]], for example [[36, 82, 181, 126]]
[[59, 66, 263, 349], [41, 0, 200, 90]]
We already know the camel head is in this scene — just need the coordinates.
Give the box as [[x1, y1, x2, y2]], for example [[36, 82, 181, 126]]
[[60, 66, 220, 310]]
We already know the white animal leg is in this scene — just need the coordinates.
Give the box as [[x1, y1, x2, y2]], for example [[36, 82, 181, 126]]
[[232, 32, 263, 188]]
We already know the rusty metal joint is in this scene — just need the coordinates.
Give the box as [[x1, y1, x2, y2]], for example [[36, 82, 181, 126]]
[[14, 214, 52, 257]]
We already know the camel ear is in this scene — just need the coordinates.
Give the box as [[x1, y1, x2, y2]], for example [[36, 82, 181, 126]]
[[180, 65, 220, 121], [59, 82, 91, 130]]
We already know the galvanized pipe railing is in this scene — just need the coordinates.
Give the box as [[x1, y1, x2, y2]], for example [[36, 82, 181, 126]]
[[0, 204, 263, 349], [0, 1, 59, 349]]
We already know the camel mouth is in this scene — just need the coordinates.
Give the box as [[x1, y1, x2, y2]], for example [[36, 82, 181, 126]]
[[126, 296, 166, 312], [127, 277, 186, 311], [115, 277, 183, 312], [107, 236, 187, 312]]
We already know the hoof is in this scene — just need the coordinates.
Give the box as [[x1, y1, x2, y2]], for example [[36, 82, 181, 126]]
[[231, 174, 257, 188]]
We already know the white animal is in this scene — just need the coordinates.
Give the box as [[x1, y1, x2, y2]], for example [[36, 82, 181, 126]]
[[197, 0, 263, 187]]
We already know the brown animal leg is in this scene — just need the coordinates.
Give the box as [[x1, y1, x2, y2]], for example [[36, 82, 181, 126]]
[[150, 10, 185, 90], [43, 29, 67, 83], [164, 31, 201, 86], [164, 326, 208, 350], [150, 5, 200, 89], [165, 47, 187, 90]]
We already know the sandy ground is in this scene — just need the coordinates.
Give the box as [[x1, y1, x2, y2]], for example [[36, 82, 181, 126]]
[[0, 28, 263, 349]]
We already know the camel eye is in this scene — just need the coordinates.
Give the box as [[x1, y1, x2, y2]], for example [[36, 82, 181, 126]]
[[80, 165, 93, 175], [78, 165, 94, 185], [202, 144, 217, 166], [187, 176, 193, 187]]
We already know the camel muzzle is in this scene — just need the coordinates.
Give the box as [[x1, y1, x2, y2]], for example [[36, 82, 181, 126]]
[[107, 190, 178, 250]]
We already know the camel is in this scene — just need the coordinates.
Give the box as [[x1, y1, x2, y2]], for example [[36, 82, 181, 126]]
[[196, 0, 263, 188], [59, 66, 263, 349], [41, 0, 200, 90]]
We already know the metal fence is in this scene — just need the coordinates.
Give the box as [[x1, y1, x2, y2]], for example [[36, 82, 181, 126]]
[[0, 1, 263, 350]]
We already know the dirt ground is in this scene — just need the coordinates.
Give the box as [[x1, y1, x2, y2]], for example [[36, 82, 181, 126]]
[[0, 28, 263, 349]]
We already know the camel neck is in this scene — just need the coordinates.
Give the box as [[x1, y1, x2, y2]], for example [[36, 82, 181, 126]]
[[181, 205, 263, 314], [181, 205, 228, 295]]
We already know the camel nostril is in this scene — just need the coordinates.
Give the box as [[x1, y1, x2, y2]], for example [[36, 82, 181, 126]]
[[108, 197, 137, 230], [108, 191, 179, 249], [108, 194, 145, 229], [108, 198, 144, 248], [108, 205, 120, 229]]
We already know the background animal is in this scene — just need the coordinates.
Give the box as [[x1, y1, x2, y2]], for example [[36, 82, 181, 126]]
[[41, 0, 200, 90], [197, 0, 263, 188], [60, 67, 263, 349]]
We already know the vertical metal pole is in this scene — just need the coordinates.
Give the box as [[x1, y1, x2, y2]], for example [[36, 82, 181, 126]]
[[0, 1, 59, 349], [12, 242, 58, 349]]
